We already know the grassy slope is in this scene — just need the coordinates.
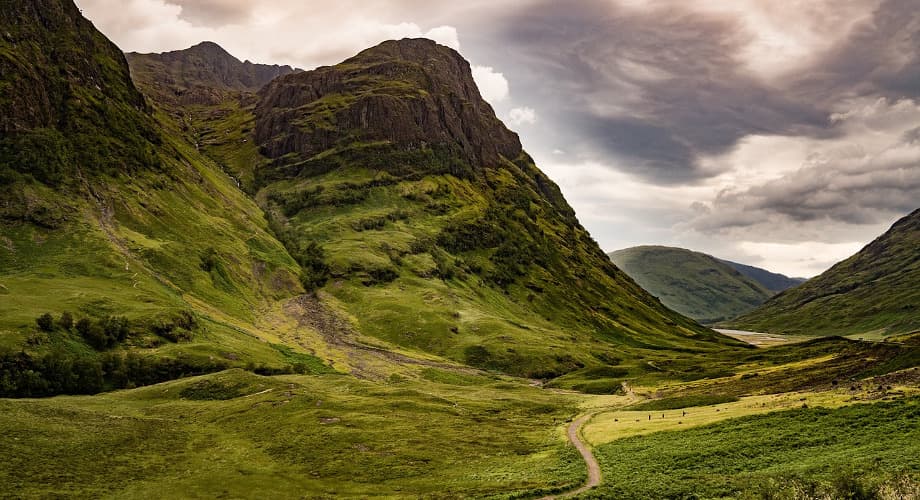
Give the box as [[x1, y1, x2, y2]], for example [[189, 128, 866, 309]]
[[609, 246, 773, 323], [728, 209, 920, 338], [0, 368, 585, 499]]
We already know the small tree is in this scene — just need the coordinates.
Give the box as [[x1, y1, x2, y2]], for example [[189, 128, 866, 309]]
[[36, 313, 55, 332], [59, 312, 74, 331]]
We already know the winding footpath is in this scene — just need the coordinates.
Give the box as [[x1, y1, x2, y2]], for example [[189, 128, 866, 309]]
[[541, 414, 601, 499]]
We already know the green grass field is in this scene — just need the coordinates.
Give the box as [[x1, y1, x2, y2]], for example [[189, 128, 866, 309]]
[[584, 397, 920, 499], [0, 369, 586, 499]]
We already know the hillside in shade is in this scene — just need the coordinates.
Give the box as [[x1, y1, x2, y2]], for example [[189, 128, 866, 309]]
[[719, 259, 806, 293], [728, 208, 920, 338]]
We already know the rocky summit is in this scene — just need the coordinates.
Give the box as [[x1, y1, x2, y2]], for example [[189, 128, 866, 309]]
[[126, 41, 299, 107], [255, 38, 521, 170]]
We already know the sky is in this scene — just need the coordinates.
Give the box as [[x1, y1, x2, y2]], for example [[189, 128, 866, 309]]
[[74, 0, 920, 278]]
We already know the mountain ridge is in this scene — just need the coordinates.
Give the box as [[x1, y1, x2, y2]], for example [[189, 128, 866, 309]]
[[718, 259, 805, 293], [125, 41, 299, 108]]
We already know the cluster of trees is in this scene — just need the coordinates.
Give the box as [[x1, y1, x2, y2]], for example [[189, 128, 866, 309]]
[[351, 210, 410, 232], [35, 310, 197, 349], [0, 349, 226, 397], [293, 241, 331, 291], [436, 201, 550, 287], [36, 312, 130, 350]]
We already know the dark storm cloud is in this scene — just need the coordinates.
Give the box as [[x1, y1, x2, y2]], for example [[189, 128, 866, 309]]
[[793, 0, 920, 102], [488, 0, 920, 184]]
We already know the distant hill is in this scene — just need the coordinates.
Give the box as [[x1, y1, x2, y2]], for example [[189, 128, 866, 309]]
[[727, 209, 920, 337], [609, 246, 774, 324], [719, 260, 806, 292], [125, 41, 299, 108]]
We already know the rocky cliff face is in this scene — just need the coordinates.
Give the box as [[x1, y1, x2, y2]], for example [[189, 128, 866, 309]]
[[254, 38, 522, 170], [0, 0, 147, 133], [0, 0, 158, 191], [126, 41, 298, 107]]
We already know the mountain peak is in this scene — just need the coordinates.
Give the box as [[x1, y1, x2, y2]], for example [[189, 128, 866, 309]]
[[183, 40, 237, 60], [255, 37, 521, 172], [126, 41, 298, 106], [351, 37, 460, 63]]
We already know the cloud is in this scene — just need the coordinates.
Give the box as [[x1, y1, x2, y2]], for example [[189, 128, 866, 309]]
[[75, 0, 467, 70], [166, 0, 253, 26], [471, 65, 509, 103], [422, 25, 460, 49], [683, 97, 920, 241], [508, 106, 537, 125], [489, 0, 841, 183]]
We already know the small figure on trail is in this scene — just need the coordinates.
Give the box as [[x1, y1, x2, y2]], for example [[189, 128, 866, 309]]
[[648, 414, 651, 421], [682, 410, 686, 417], [661, 414, 665, 419]]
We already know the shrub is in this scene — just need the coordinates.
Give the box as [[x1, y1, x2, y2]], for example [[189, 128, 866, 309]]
[[58, 312, 74, 331], [295, 241, 330, 291], [35, 313, 55, 332], [150, 311, 196, 343]]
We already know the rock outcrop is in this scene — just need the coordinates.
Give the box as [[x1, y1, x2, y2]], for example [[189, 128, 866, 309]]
[[0, 0, 147, 133], [254, 38, 522, 169]]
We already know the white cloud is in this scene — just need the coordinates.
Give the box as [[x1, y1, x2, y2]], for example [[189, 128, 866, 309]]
[[508, 106, 537, 125], [423, 25, 460, 50], [75, 0, 464, 70], [471, 65, 509, 103]]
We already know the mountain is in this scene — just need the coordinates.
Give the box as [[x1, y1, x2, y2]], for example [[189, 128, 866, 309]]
[[728, 209, 920, 337], [608, 246, 774, 323], [132, 37, 745, 382], [1, 0, 742, 400], [719, 259, 805, 293], [125, 41, 298, 108], [0, 0, 318, 396]]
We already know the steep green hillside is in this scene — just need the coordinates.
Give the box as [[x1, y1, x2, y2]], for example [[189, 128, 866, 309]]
[[0, 0, 323, 396], [609, 246, 774, 323], [720, 259, 806, 292], [729, 209, 920, 338], [183, 38, 745, 380]]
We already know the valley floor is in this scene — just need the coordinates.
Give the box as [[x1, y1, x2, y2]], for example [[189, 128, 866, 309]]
[[2, 333, 918, 499]]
